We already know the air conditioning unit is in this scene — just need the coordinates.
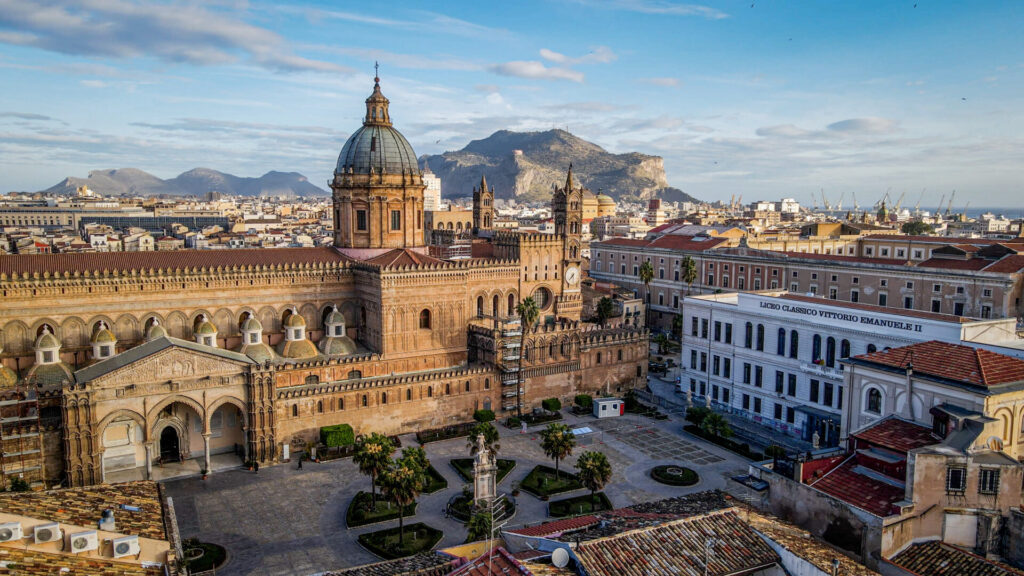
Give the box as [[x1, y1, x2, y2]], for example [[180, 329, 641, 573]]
[[34, 523, 61, 544], [0, 522, 22, 543], [69, 530, 98, 553], [112, 535, 140, 558]]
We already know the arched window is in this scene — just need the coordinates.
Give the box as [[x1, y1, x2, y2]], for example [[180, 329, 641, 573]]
[[465, 381, 470, 392], [419, 309, 431, 329], [493, 295, 499, 316], [744, 322, 753, 348], [560, 341, 567, 357], [381, 392, 387, 405], [361, 394, 368, 407], [477, 296, 484, 317], [777, 328, 786, 356], [339, 398, 345, 410], [549, 342, 555, 358], [348, 370, 362, 380], [445, 383, 451, 395], [840, 339, 851, 359], [812, 334, 822, 363], [617, 349, 623, 361], [292, 404, 298, 418], [756, 324, 765, 351], [866, 388, 882, 414], [427, 386, 433, 398], [317, 400, 323, 413], [508, 294, 515, 316], [826, 337, 836, 368], [406, 389, 412, 401], [867, 343, 877, 354], [484, 378, 490, 390], [790, 331, 799, 359]]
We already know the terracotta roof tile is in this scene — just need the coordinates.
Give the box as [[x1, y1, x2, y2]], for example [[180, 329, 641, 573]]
[[776, 251, 898, 266], [852, 341, 1024, 388], [810, 458, 904, 517], [0, 547, 162, 576], [0, 246, 348, 277], [508, 515, 600, 537], [0, 481, 166, 539], [984, 254, 1024, 273], [596, 235, 729, 252], [324, 552, 456, 576], [852, 417, 939, 453], [890, 540, 1024, 576], [916, 257, 991, 271], [362, 248, 443, 268], [449, 547, 533, 576]]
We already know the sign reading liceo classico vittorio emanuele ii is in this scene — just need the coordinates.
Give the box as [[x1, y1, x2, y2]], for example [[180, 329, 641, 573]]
[[756, 300, 925, 333]]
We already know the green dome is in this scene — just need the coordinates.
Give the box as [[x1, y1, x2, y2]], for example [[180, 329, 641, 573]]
[[92, 327, 117, 344], [278, 338, 318, 360], [241, 315, 263, 332], [146, 322, 168, 340], [334, 78, 418, 176], [195, 319, 218, 335], [320, 335, 357, 356], [36, 331, 60, 350], [284, 313, 307, 328], [325, 307, 345, 326], [0, 366, 18, 388]]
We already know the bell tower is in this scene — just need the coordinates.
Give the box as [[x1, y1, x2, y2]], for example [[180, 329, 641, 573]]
[[472, 174, 494, 237], [553, 165, 583, 320]]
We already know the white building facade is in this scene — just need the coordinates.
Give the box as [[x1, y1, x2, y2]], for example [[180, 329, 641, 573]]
[[679, 291, 1016, 447]]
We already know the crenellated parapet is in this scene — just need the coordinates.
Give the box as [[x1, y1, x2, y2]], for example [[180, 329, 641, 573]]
[[275, 363, 494, 398]]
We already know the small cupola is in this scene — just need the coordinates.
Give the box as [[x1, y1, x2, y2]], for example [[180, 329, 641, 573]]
[[194, 315, 218, 347], [241, 312, 264, 345], [146, 319, 168, 341], [91, 321, 117, 360], [324, 306, 346, 337], [34, 327, 61, 365], [364, 63, 392, 127]]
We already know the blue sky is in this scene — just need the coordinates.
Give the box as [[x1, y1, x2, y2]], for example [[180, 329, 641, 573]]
[[1, 0, 1022, 206]]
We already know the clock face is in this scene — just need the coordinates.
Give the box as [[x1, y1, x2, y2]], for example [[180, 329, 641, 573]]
[[566, 266, 580, 285]]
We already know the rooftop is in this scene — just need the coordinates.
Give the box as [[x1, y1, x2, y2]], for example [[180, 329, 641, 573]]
[[852, 417, 939, 453], [809, 457, 905, 517], [778, 292, 978, 323], [0, 547, 162, 576], [889, 540, 1024, 576], [746, 510, 881, 576], [852, 340, 1024, 389], [323, 552, 456, 576]]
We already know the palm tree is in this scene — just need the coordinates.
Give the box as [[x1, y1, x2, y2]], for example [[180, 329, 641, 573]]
[[701, 412, 733, 439], [638, 260, 654, 329], [467, 421, 500, 455], [681, 256, 697, 295], [654, 333, 669, 355], [466, 510, 493, 543], [515, 297, 540, 418], [576, 451, 612, 505], [353, 433, 395, 506], [539, 423, 576, 479], [401, 446, 430, 475], [595, 296, 614, 327], [671, 314, 683, 341], [378, 451, 425, 546]]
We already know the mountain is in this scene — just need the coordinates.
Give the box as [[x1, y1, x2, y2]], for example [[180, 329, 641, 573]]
[[420, 129, 698, 203], [42, 168, 327, 197]]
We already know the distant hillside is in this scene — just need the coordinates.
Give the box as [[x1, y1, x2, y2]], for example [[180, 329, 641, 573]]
[[42, 168, 327, 197], [420, 129, 698, 203]]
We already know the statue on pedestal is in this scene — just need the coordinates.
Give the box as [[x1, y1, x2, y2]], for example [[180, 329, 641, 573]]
[[472, 434, 498, 506]]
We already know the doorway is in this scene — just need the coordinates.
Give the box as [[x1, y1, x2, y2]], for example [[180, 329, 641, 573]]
[[160, 427, 180, 463]]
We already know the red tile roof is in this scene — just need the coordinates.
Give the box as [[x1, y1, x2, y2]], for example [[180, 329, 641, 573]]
[[362, 248, 443, 268], [852, 417, 938, 453], [0, 246, 347, 276], [776, 251, 897, 266], [810, 458, 905, 517], [890, 540, 1024, 576], [853, 341, 1024, 388], [574, 510, 778, 576], [777, 293, 974, 323], [508, 515, 600, 537], [449, 547, 533, 576], [984, 254, 1024, 273], [596, 235, 729, 252], [862, 234, 1017, 245]]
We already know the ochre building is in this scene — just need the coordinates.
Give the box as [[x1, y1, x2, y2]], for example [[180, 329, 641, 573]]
[[0, 77, 647, 488]]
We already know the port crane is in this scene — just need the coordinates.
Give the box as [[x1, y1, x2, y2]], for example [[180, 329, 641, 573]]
[[944, 190, 956, 217], [821, 189, 832, 212], [892, 191, 907, 214], [913, 189, 925, 216]]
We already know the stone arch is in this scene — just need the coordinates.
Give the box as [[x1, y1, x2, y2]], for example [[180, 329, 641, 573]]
[[298, 303, 318, 329], [863, 386, 884, 414], [1, 320, 29, 354], [207, 396, 249, 430], [113, 314, 138, 343], [97, 408, 148, 441], [147, 395, 207, 432], [257, 306, 279, 334], [190, 310, 214, 333], [213, 309, 235, 337], [994, 408, 1013, 442], [30, 318, 59, 340], [165, 311, 188, 339], [339, 301, 362, 328], [491, 292, 501, 316], [61, 316, 89, 348], [235, 308, 256, 330]]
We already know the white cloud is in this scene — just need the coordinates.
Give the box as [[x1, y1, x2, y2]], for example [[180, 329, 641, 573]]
[[826, 117, 897, 134], [489, 61, 584, 83], [539, 46, 617, 65], [642, 77, 680, 87], [568, 0, 728, 19]]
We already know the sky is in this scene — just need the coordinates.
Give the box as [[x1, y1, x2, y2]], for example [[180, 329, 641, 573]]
[[0, 0, 1022, 206]]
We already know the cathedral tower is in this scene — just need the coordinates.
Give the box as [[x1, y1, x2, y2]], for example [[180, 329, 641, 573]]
[[552, 165, 583, 320], [472, 174, 494, 236], [330, 70, 425, 251]]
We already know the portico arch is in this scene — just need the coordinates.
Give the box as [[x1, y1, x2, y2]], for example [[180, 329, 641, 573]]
[[147, 395, 206, 430]]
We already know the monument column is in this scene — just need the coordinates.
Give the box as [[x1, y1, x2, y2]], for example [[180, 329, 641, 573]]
[[202, 433, 211, 472]]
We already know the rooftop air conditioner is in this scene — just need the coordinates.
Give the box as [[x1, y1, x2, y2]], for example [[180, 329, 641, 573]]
[[69, 530, 98, 553], [112, 535, 140, 558], [34, 523, 61, 544], [0, 522, 22, 543]]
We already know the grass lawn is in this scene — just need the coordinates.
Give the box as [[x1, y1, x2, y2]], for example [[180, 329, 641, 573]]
[[357, 523, 443, 560], [450, 458, 516, 484], [423, 465, 448, 494], [346, 491, 417, 528], [650, 465, 699, 486], [519, 465, 582, 498], [548, 492, 613, 517]]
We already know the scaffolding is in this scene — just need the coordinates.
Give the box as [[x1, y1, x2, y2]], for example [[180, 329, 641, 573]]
[[499, 318, 523, 413], [0, 385, 45, 489]]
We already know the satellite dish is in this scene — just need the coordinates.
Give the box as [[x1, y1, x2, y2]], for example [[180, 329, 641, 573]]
[[552, 548, 570, 568]]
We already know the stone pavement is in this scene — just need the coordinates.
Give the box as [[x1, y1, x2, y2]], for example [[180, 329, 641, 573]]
[[163, 407, 751, 576]]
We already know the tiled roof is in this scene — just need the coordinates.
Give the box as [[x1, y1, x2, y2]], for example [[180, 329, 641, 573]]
[[916, 257, 991, 271], [324, 552, 456, 576], [508, 515, 600, 537], [363, 248, 444, 268], [0, 547, 162, 576], [574, 510, 778, 576], [890, 540, 1024, 576], [0, 481, 167, 539], [984, 254, 1024, 273], [776, 251, 898, 266], [862, 234, 1018, 245], [810, 458, 904, 517], [648, 235, 730, 251], [852, 417, 938, 453], [0, 246, 348, 276], [778, 293, 975, 323], [852, 341, 1024, 388], [746, 511, 880, 576], [449, 547, 533, 576]]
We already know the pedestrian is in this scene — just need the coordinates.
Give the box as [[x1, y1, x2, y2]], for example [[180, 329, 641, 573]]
[[297, 457, 303, 470], [253, 461, 259, 474]]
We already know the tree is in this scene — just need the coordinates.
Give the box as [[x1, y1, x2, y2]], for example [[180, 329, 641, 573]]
[[638, 260, 654, 329], [576, 451, 612, 504], [353, 433, 395, 506], [671, 314, 683, 340], [681, 256, 697, 295], [654, 333, 669, 355], [596, 297, 614, 327], [467, 421, 500, 455], [378, 451, 426, 546], [401, 446, 430, 475], [515, 296, 540, 418], [539, 423, 576, 479], [700, 412, 733, 439], [466, 510, 493, 543], [901, 221, 934, 235]]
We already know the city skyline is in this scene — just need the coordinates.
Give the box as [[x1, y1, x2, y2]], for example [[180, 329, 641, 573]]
[[1, 0, 1022, 205]]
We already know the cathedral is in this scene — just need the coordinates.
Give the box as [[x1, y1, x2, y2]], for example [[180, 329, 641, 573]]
[[0, 76, 647, 488]]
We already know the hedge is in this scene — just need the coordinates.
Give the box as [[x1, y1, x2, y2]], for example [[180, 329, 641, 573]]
[[473, 409, 495, 423], [320, 424, 355, 448], [683, 424, 764, 461], [574, 394, 593, 409], [541, 398, 562, 412]]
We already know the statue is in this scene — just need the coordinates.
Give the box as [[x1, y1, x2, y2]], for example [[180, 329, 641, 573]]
[[472, 433, 498, 506], [812, 430, 821, 450]]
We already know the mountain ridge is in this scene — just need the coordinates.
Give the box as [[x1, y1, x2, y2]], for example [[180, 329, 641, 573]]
[[41, 167, 328, 198]]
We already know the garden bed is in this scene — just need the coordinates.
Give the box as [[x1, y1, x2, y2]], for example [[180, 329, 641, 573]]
[[346, 491, 417, 528], [416, 422, 476, 445], [548, 493, 612, 517], [181, 539, 227, 572], [423, 465, 448, 494], [519, 465, 582, 499], [683, 425, 764, 461], [317, 435, 402, 462], [357, 523, 443, 560], [447, 494, 516, 523], [504, 412, 563, 429], [650, 465, 699, 486], [449, 458, 516, 484]]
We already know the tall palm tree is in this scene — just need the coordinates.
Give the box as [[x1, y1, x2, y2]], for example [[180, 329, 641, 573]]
[[701, 412, 733, 439], [466, 510, 493, 543], [539, 423, 576, 479], [595, 297, 614, 328], [681, 256, 698, 295], [379, 451, 425, 545], [353, 433, 395, 506], [638, 260, 654, 329], [515, 297, 540, 418], [576, 451, 612, 505], [467, 421, 500, 455]]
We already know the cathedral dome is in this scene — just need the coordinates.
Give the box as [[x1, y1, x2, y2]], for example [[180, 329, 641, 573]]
[[91, 323, 116, 344], [284, 313, 307, 329], [334, 75, 418, 176]]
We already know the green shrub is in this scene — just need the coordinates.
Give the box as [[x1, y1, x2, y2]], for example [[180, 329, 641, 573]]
[[473, 409, 495, 423], [765, 445, 787, 458], [541, 398, 562, 412], [574, 394, 593, 409], [7, 477, 29, 492], [507, 417, 521, 428], [320, 424, 355, 448], [650, 465, 699, 486], [685, 406, 710, 426]]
